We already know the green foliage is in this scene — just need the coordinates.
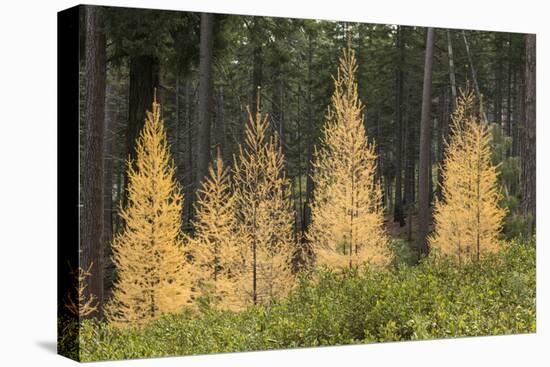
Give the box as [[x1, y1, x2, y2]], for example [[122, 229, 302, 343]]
[[67, 239, 535, 361]]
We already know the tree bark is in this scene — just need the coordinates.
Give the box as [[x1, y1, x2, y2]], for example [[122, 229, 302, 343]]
[[494, 34, 504, 126], [393, 26, 406, 226], [216, 86, 228, 164], [81, 5, 106, 318], [126, 54, 159, 207], [197, 13, 215, 189], [446, 30, 458, 110], [302, 32, 315, 261], [417, 27, 435, 259], [522, 34, 536, 234], [506, 34, 513, 156], [462, 30, 488, 124], [183, 81, 195, 231], [103, 81, 115, 298]]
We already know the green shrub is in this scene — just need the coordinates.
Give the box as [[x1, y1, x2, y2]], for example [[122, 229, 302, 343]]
[[62, 239, 535, 362]]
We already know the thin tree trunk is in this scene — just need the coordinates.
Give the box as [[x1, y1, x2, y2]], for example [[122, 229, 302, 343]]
[[103, 81, 115, 298], [494, 35, 504, 126], [437, 87, 449, 200], [183, 81, 194, 230], [81, 5, 106, 318], [506, 34, 513, 157], [404, 83, 415, 213], [303, 33, 315, 237], [417, 27, 435, 259], [175, 77, 181, 175], [216, 86, 228, 164], [393, 26, 406, 226], [462, 30, 488, 124], [522, 34, 536, 234], [446, 30, 458, 110], [197, 13, 215, 188]]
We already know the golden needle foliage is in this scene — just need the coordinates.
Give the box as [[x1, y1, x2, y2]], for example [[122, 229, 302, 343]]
[[430, 89, 506, 263], [233, 101, 295, 306], [64, 263, 97, 318], [308, 47, 391, 270], [106, 96, 191, 328], [187, 152, 243, 310]]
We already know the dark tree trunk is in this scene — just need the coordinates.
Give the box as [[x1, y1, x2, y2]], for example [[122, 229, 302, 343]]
[[446, 30, 458, 109], [126, 54, 159, 207], [417, 27, 435, 259], [494, 35, 504, 126], [404, 85, 415, 210], [462, 30, 488, 124], [197, 13, 215, 188], [216, 86, 228, 164], [506, 34, 513, 157], [81, 5, 106, 319], [103, 82, 115, 298], [522, 34, 536, 234], [302, 32, 315, 254], [174, 77, 181, 175], [275, 74, 286, 153], [393, 26, 406, 226], [403, 85, 415, 242], [183, 81, 195, 231]]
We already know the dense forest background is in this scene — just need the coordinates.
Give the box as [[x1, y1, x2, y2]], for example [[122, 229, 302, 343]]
[[78, 5, 536, 319]]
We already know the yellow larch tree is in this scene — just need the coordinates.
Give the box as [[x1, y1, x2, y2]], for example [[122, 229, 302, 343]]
[[429, 89, 506, 263], [64, 263, 97, 318], [233, 98, 295, 306], [105, 95, 191, 328], [307, 47, 391, 270], [187, 151, 243, 310]]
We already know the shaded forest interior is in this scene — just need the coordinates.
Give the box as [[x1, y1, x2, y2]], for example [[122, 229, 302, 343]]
[[78, 6, 536, 318]]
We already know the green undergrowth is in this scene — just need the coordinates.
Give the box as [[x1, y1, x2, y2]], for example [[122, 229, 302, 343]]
[[60, 239, 535, 362]]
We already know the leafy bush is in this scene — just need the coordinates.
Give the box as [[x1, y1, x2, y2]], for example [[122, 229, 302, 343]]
[[64, 239, 535, 362]]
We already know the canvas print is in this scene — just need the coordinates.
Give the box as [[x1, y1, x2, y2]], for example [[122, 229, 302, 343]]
[[57, 4, 536, 362]]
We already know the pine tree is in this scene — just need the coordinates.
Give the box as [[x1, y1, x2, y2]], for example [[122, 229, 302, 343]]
[[429, 89, 506, 263], [105, 95, 191, 328], [233, 97, 295, 305], [308, 47, 391, 270], [188, 151, 243, 310]]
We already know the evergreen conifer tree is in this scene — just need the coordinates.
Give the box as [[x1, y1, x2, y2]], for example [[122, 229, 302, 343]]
[[308, 47, 391, 270], [106, 95, 191, 327]]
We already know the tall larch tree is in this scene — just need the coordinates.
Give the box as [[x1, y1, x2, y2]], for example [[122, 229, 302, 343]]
[[429, 89, 506, 264], [233, 99, 295, 306], [106, 96, 191, 328], [307, 47, 391, 270], [81, 5, 106, 319], [188, 151, 243, 310]]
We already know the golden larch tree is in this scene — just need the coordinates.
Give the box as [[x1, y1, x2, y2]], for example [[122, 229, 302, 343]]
[[233, 97, 295, 306], [307, 47, 391, 270], [64, 263, 97, 318], [105, 96, 191, 328], [429, 89, 506, 263], [187, 151, 243, 310]]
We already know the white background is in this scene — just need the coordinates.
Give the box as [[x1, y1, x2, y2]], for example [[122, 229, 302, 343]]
[[0, 0, 547, 365]]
